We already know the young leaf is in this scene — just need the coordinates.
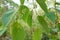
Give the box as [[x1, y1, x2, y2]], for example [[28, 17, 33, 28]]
[[33, 28, 42, 40], [36, 0, 48, 13], [12, 22, 25, 40], [20, 0, 25, 5], [45, 11, 56, 22], [2, 9, 15, 27], [19, 5, 29, 21], [19, 5, 32, 27], [37, 16, 49, 33]]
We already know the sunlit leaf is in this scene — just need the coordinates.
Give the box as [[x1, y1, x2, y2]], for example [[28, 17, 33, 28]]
[[33, 28, 42, 40], [37, 16, 49, 33], [2, 9, 15, 27], [36, 0, 48, 13], [12, 22, 25, 40], [19, 5, 29, 21], [19, 5, 32, 27]]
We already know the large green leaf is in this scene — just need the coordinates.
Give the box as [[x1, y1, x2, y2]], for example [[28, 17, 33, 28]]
[[45, 11, 56, 22], [36, 0, 48, 13], [19, 5, 32, 27], [33, 28, 42, 40], [12, 22, 25, 40], [37, 16, 49, 33], [20, 0, 25, 5], [2, 9, 15, 27], [0, 9, 15, 36]]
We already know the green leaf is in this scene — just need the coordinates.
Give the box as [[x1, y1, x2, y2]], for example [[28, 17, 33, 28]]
[[12, 22, 25, 40], [55, 2, 60, 5], [57, 23, 60, 31], [37, 16, 49, 33], [2, 9, 15, 27], [19, 5, 32, 27], [36, 0, 48, 13], [26, 11, 32, 27], [1, 9, 15, 36], [0, 26, 7, 36], [45, 11, 56, 22], [51, 35, 57, 40], [27, 14, 32, 27], [6, 0, 12, 3], [20, 0, 25, 5], [33, 28, 42, 40], [19, 5, 29, 21], [43, 0, 46, 2]]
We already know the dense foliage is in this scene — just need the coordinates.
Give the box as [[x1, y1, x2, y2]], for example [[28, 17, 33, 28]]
[[0, 0, 60, 40]]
